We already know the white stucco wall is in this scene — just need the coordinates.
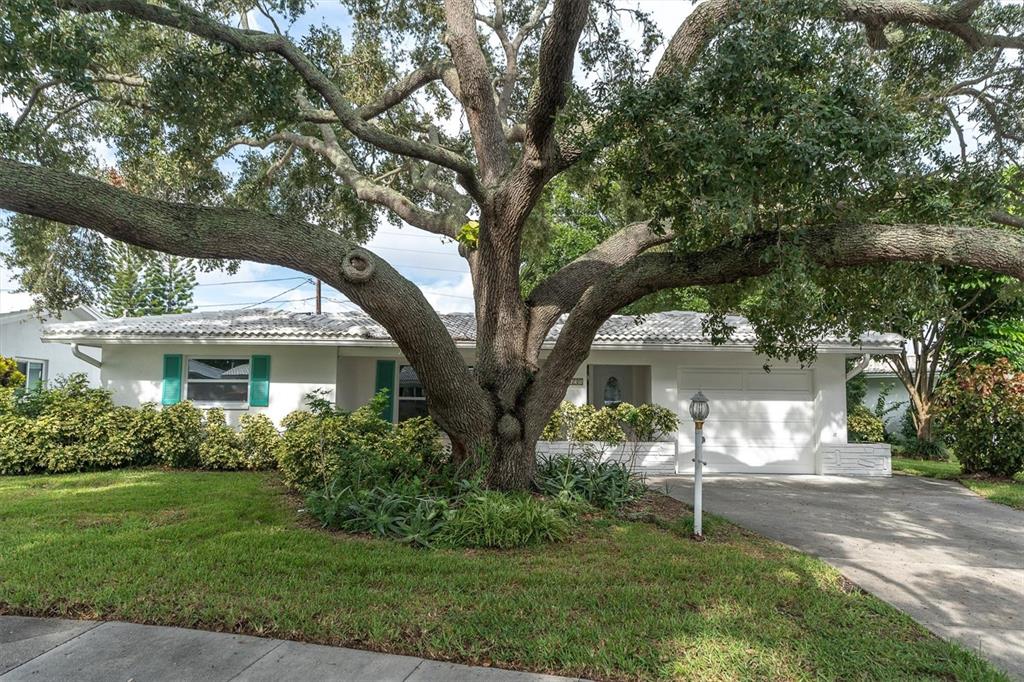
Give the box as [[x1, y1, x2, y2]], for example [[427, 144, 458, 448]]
[[334, 346, 852, 474], [84, 338, 859, 473], [862, 375, 910, 436], [99, 343, 338, 426], [0, 309, 102, 387]]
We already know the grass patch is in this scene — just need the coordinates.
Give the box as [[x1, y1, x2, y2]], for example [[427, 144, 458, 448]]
[[893, 458, 1024, 510], [0, 469, 1006, 681]]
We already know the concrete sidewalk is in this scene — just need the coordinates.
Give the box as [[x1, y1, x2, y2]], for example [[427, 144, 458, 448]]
[[652, 474, 1024, 681], [0, 616, 582, 682]]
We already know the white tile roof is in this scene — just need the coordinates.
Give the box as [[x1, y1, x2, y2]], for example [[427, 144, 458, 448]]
[[41, 308, 903, 351]]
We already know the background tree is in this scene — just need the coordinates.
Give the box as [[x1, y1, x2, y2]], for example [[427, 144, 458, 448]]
[[101, 243, 197, 316], [100, 243, 148, 317], [2, 0, 1024, 489], [139, 254, 197, 315]]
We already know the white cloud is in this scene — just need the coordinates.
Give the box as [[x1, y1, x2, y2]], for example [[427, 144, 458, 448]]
[[0, 265, 33, 314]]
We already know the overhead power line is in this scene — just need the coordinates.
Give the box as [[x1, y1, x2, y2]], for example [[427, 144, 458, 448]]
[[196, 276, 309, 287], [241, 279, 314, 309]]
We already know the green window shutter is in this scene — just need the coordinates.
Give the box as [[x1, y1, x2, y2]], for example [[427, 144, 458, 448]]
[[375, 359, 396, 422], [161, 354, 182, 406], [249, 355, 271, 407]]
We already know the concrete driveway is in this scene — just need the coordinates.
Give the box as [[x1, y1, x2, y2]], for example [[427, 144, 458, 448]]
[[651, 474, 1024, 680]]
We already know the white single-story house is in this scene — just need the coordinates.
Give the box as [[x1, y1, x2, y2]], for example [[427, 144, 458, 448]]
[[41, 309, 902, 476], [1, 306, 105, 388]]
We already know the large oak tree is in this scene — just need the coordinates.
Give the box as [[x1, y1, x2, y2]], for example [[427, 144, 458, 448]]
[[2, 0, 1023, 488]]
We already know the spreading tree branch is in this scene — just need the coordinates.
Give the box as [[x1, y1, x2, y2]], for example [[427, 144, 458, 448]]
[[60, 0, 478, 182], [0, 157, 493, 440], [525, 220, 1024, 436], [444, 0, 511, 186], [655, 0, 1023, 77]]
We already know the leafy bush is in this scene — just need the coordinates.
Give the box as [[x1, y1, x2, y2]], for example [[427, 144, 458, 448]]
[[615, 403, 679, 441], [439, 491, 574, 549], [534, 454, 646, 509], [935, 359, 1024, 477], [104, 404, 163, 466], [199, 408, 246, 469], [155, 401, 204, 468], [542, 402, 625, 443], [278, 391, 448, 491], [541, 401, 677, 443], [848, 404, 884, 443], [0, 373, 280, 475], [0, 356, 25, 388], [239, 413, 281, 470], [0, 415, 46, 474]]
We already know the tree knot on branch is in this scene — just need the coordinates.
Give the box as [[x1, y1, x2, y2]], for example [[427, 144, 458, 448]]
[[341, 247, 376, 283], [497, 413, 522, 442]]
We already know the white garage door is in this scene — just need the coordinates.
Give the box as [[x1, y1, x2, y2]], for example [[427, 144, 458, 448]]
[[678, 367, 816, 474]]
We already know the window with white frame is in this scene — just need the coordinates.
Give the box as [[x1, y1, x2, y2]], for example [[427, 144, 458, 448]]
[[398, 364, 429, 420], [186, 358, 249, 405], [15, 359, 46, 390]]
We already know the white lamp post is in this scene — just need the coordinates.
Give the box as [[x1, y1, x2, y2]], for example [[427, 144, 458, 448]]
[[688, 391, 710, 538]]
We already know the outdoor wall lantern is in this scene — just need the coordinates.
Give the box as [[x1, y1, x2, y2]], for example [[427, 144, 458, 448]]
[[688, 391, 710, 538]]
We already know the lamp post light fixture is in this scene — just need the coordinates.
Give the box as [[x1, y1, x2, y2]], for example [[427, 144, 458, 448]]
[[689, 391, 710, 538]]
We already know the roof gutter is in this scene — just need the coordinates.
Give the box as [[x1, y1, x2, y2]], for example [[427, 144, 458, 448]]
[[846, 354, 871, 380], [71, 343, 102, 369]]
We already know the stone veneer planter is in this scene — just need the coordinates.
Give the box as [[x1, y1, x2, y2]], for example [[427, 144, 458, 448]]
[[819, 443, 892, 477]]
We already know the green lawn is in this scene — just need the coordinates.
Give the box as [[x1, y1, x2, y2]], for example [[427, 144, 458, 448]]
[[892, 458, 1024, 510], [0, 470, 1006, 681]]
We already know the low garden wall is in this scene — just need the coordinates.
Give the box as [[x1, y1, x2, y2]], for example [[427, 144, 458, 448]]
[[536, 441, 678, 476], [819, 443, 892, 477]]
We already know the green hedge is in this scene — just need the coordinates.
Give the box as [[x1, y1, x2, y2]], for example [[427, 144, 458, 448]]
[[0, 374, 281, 475], [541, 401, 679, 443]]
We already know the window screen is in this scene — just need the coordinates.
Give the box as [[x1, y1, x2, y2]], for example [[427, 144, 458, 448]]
[[186, 358, 250, 404]]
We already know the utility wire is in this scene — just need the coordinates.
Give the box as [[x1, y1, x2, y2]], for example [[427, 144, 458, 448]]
[[196, 276, 308, 287], [241, 279, 314, 309]]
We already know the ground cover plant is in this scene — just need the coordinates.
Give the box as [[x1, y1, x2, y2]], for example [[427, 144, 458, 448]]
[[0, 469, 1006, 681]]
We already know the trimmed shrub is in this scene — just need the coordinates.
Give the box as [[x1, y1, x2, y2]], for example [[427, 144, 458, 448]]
[[277, 391, 448, 491], [0, 415, 45, 474], [848, 404, 885, 443], [239, 413, 281, 470], [541, 401, 677, 444], [0, 356, 25, 388], [155, 401, 204, 468], [199, 408, 246, 469], [935, 359, 1024, 477], [542, 402, 624, 444], [439, 491, 573, 549], [614, 402, 679, 442]]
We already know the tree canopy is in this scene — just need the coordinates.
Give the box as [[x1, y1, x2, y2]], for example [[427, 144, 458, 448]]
[[2, 0, 1023, 487]]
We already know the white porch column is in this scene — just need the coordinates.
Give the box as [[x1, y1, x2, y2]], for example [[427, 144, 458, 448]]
[[813, 355, 849, 473]]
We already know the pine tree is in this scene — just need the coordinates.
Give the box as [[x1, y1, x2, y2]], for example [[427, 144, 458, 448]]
[[100, 243, 149, 317], [100, 246, 196, 317], [141, 255, 197, 315]]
